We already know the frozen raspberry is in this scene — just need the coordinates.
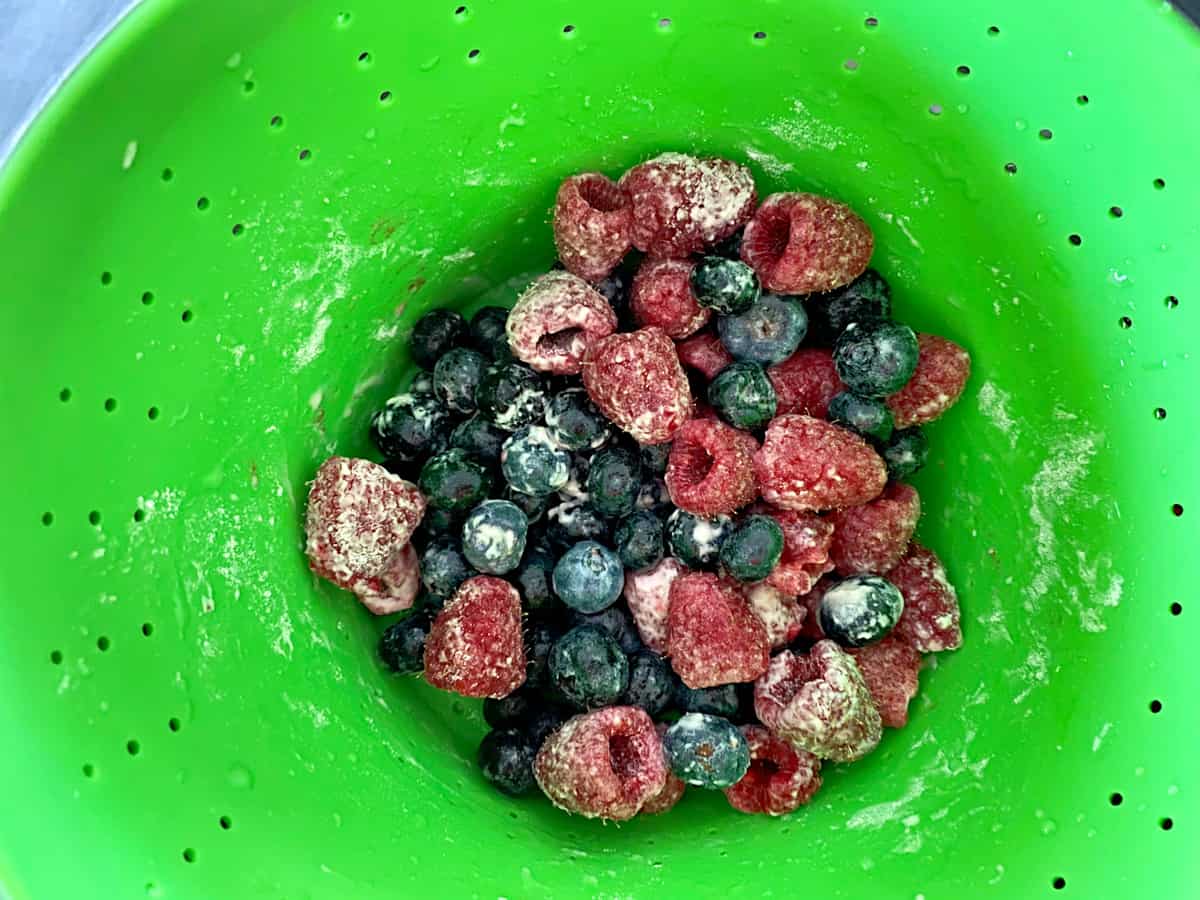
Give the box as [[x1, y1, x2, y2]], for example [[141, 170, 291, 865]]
[[767, 348, 845, 418], [743, 583, 806, 650], [533, 706, 668, 821], [887, 333, 972, 428], [581, 327, 693, 444], [754, 641, 882, 762], [665, 418, 757, 516], [676, 328, 735, 381], [829, 483, 921, 575], [849, 637, 922, 728], [553, 172, 633, 282], [623, 556, 689, 653], [754, 414, 886, 512], [620, 152, 757, 257], [630, 258, 710, 339], [506, 271, 618, 375], [887, 543, 963, 652], [724, 725, 822, 816], [424, 576, 526, 698], [740, 192, 873, 295], [641, 723, 687, 815], [796, 578, 834, 640], [757, 506, 836, 599], [304, 457, 427, 614], [667, 572, 770, 688]]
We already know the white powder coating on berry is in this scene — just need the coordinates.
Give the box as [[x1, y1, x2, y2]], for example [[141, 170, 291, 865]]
[[690, 517, 728, 560], [425, 577, 525, 699], [506, 271, 617, 374], [820, 576, 904, 645], [624, 557, 688, 653], [501, 426, 571, 493], [492, 384, 546, 430], [744, 582, 805, 650]]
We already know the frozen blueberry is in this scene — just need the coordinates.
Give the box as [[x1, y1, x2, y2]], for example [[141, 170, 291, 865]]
[[719, 515, 784, 583], [712, 227, 744, 259], [663, 713, 751, 789], [614, 510, 664, 572], [809, 268, 892, 345], [409, 370, 435, 395], [544, 388, 611, 451], [882, 426, 929, 480], [707, 361, 777, 431], [552, 540, 624, 613], [504, 485, 553, 524], [586, 447, 642, 518], [569, 604, 644, 654], [469, 306, 511, 359], [666, 509, 734, 569], [557, 454, 591, 502], [621, 650, 677, 718], [418, 448, 493, 512], [419, 541, 476, 600], [524, 618, 562, 688], [827, 391, 895, 443], [413, 505, 464, 548], [502, 426, 572, 496], [483, 687, 536, 729], [478, 729, 537, 795], [461, 499, 528, 575], [635, 478, 672, 518], [818, 573, 905, 647], [525, 705, 568, 747], [433, 348, 488, 414], [549, 624, 630, 709], [833, 317, 920, 398], [378, 613, 431, 674], [546, 499, 610, 551], [450, 414, 507, 464], [717, 294, 808, 366], [515, 542, 560, 612], [690, 256, 760, 315], [475, 361, 548, 431], [411, 308, 467, 369], [676, 683, 740, 718], [594, 262, 636, 331], [370, 392, 452, 462], [640, 442, 672, 477]]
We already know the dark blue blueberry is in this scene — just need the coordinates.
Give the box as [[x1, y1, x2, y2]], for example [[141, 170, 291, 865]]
[[808, 268, 892, 345], [483, 687, 536, 729], [712, 227, 744, 259], [525, 705, 568, 747], [548, 624, 630, 709], [666, 509, 734, 568], [450, 414, 507, 463], [504, 485, 554, 524], [707, 361, 777, 430], [720, 515, 784, 582], [613, 510, 664, 572], [818, 574, 905, 647], [461, 499, 528, 575], [419, 541, 476, 600], [827, 391, 895, 442], [546, 499, 610, 551], [621, 650, 678, 718], [569, 604, 644, 654], [418, 449, 493, 512], [594, 262, 637, 330], [544, 388, 611, 451], [409, 370, 435, 395], [586, 447, 642, 518], [477, 729, 537, 795], [557, 454, 591, 502], [640, 442, 672, 477], [502, 426, 572, 496], [881, 426, 929, 480], [635, 478, 672, 518], [524, 619, 562, 688], [434, 347, 488, 414], [410, 308, 466, 369], [370, 392, 452, 462], [475, 361, 548, 431], [515, 542, 560, 612], [378, 613, 430, 674], [469, 306, 511, 359], [676, 683, 740, 718], [833, 317, 919, 398], [663, 713, 751, 788], [717, 294, 808, 366], [552, 540, 624, 613], [690, 256, 760, 315], [413, 506, 464, 548]]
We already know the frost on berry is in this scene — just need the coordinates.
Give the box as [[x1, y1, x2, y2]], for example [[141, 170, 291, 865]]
[[304, 456, 427, 614], [887, 543, 963, 653], [724, 725, 822, 816], [424, 576, 526, 698], [665, 418, 757, 516], [581, 327, 693, 444], [756, 505, 836, 599], [754, 414, 886, 512], [624, 556, 689, 654], [796, 577, 834, 641], [630, 257, 710, 339], [767, 348, 845, 418], [743, 583, 806, 650], [740, 192, 873, 295], [753, 641, 882, 762], [887, 333, 972, 428], [641, 722, 687, 815], [667, 572, 770, 688], [619, 152, 757, 258], [829, 482, 921, 575], [553, 172, 633, 282], [676, 328, 735, 381], [849, 637, 922, 728], [533, 706, 668, 820], [507, 271, 618, 375]]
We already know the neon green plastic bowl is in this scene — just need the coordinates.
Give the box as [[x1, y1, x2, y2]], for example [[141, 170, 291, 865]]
[[1, 1, 1197, 897]]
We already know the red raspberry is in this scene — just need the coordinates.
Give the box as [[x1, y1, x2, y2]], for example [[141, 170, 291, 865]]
[[796, 578, 835, 641], [553, 172, 633, 282], [767, 348, 845, 418], [758, 506, 836, 599], [667, 572, 770, 688], [849, 637, 923, 728], [740, 192, 873, 294], [665, 418, 757, 516], [304, 457, 427, 614], [829, 483, 921, 575], [623, 556, 689, 654], [642, 723, 687, 815], [507, 271, 618, 375], [630, 257, 710, 339], [533, 706, 668, 821], [619, 152, 757, 257], [754, 414, 886, 512], [724, 725, 822, 816], [581, 327, 693, 444], [676, 328, 735, 381], [753, 641, 882, 762], [887, 333, 972, 428], [743, 583, 806, 650], [424, 576, 526, 698], [887, 543, 963, 652]]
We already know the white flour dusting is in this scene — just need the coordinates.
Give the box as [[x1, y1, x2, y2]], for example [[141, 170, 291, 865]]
[[977, 381, 1018, 448], [741, 145, 795, 177], [846, 778, 927, 830], [767, 98, 850, 152], [1092, 722, 1112, 752]]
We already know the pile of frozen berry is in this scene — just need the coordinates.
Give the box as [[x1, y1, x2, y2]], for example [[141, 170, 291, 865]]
[[304, 152, 971, 820]]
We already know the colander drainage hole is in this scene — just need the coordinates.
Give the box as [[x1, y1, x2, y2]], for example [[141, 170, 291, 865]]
[[196, 197, 209, 211], [864, 16, 879, 28], [141, 291, 154, 306], [1068, 233, 1082, 246], [82, 763, 95, 778], [58, 388, 71, 402], [1172, 503, 1184, 517], [357, 51, 371, 63], [100, 271, 113, 286], [243, 81, 255, 94], [1150, 700, 1162, 713], [1109, 205, 1123, 218], [148, 406, 160, 420], [41, 511, 53, 526], [753, 31, 767, 40], [658, 17, 672, 30], [455, 5, 467, 16], [1170, 602, 1182, 616], [134, 508, 146, 523], [232, 224, 245, 237], [104, 397, 118, 412], [1153, 178, 1166, 190], [141, 622, 154, 636], [929, 104, 943, 116], [168, 717, 181, 732], [1077, 94, 1090, 106], [182, 848, 197, 863], [1154, 407, 1167, 420], [956, 64, 971, 76], [1004, 162, 1017, 174], [181, 309, 193, 323], [269, 115, 283, 129], [1160, 817, 1174, 831], [1118, 316, 1132, 329], [88, 510, 101, 525], [467, 48, 481, 59], [126, 739, 141, 756], [987, 25, 1001, 35], [299, 149, 312, 161], [1038, 128, 1053, 140], [50, 649, 63, 664], [1165, 295, 1179, 309], [1110, 792, 1123, 806], [1052, 876, 1066, 890], [97, 636, 110, 652], [844, 59, 859, 71], [379, 91, 393, 103], [562, 24, 575, 34], [219, 815, 232, 830]]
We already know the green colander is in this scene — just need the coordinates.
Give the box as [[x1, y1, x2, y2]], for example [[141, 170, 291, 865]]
[[1, 0, 1197, 897]]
